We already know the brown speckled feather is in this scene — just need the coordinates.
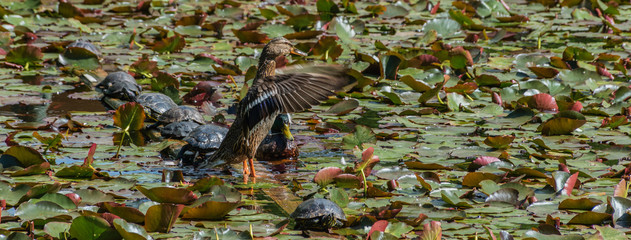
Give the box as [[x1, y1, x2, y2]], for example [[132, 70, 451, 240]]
[[201, 66, 352, 168], [199, 38, 354, 169]]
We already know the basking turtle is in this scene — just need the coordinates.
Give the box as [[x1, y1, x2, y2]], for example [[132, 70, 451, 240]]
[[178, 124, 229, 165], [96, 71, 142, 102], [161, 121, 201, 139], [291, 198, 346, 231], [136, 93, 177, 120], [157, 105, 205, 125], [65, 40, 101, 58], [255, 114, 299, 161], [58, 40, 102, 70]]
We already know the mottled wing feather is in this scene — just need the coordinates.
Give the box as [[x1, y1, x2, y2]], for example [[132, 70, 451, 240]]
[[237, 66, 351, 143]]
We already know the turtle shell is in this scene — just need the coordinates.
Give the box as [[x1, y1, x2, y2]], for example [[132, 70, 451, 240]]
[[136, 93, 177, 120], [161, 121, 201, 139], [64, 40, 101, 58], [158, 105, 205, 125], [290, 198, 346, 231], [183, 124, 228, 151], [96, 72, 141, 101]]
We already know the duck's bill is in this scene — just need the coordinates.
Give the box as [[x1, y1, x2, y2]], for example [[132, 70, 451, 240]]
[[282, 123, 294, 140], [290, 48, 307, 56]]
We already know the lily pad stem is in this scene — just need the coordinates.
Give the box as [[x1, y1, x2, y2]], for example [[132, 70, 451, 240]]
[[361, 169, 367, 198]]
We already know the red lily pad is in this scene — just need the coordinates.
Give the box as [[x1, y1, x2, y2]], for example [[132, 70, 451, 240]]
[[367, 220, 389, 239], [313, 167, 343, 187], [334, 174, 363, 188], [563, 172, 579, 196], [527, 93, 558, 112]]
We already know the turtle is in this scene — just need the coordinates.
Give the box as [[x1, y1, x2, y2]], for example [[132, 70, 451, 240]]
[[177, 124, 229, 165], [135, 93, 177, 120], [65, 40, 101, 58], [161, 121, 201, 139], [290, 198, 347, 231], [96, 71, 142, 101], [157, 105, 205, 125]]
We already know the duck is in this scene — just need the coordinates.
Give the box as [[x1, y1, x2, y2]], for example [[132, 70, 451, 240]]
[[255, 113, 299, 161], [199, 37, 353, 178]]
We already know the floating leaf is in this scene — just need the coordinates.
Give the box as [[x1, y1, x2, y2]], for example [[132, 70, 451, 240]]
[[326, 99, 359, 115], [144, 203, 184, 233], [462, 172, 501, 187], [232, 29, 269, 43], [313, 167, 343, 187], [567, 212, 611, 225], [6, 45, 43, 67], [152, 33, 186, 53], [558, 198, 602, 210], [483, 135, 515, 149], [15, 201, 69, 221], [312, 36, 343, 61], [3, 145, 47, 167], [442, 190, 473, 208], [538, 111, 587, 136], [181, 185, 241, 220], [135, 186, 197, 204], [334, 174, 363, 188], [342, 125, 376, 149], [113, 103, 145, 131], [527, 93, 558, 112], [367, 220, 389, 239], [485, 188, 519, 206], [69, 215, 120, 240], [103, 202, 145, 224], [113, 218, 153, 240]]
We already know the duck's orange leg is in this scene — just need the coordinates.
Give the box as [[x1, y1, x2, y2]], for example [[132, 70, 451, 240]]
[[248, 158, 257, 177], [243, 159, 250, 176]]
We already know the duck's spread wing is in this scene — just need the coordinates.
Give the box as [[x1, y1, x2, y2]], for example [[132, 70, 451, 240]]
[[237, 65, 353, 142]]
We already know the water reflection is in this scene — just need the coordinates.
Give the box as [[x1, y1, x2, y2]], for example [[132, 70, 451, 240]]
[[0, 87, 105, 123]]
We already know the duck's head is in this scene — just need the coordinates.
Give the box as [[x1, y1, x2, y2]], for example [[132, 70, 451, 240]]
[[260, 37, 306, 60], [271, 114, 294, 140]]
